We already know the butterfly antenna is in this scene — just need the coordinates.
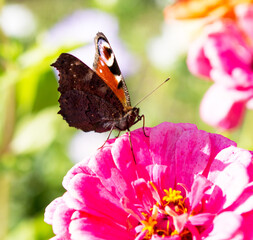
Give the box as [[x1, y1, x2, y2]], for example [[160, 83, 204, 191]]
[[134, 77, 170, 107]]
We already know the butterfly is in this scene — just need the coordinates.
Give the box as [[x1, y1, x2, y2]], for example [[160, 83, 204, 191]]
[[51, 32, 143, 135]]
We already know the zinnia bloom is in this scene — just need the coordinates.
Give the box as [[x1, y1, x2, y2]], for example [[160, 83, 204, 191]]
[[164, 0, 253, 20], [187, 4, 253, 130], [45, 122, 253, 239]]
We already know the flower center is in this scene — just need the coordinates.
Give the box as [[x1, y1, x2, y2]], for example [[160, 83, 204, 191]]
[[139, 182, 190, 239]]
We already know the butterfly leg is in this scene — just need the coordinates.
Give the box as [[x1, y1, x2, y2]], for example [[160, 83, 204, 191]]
[[127, 130, 137, 165], [116, 130, 121, 138], [98, 125, 115, 149], [136, 114, 148, 137]]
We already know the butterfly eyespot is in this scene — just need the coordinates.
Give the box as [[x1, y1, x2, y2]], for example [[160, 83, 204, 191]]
[[103, 47, 112, 59]]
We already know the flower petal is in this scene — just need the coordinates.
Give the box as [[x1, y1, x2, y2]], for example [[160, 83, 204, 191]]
[[236, 4, 253, 41], [213, 162, 249, 209], [203, 212, 243, 240], [45, 197, 65, 225], [47, 199, 74, 238], [241, 210, 253, 240], [146, 164, 171, 197], [200, 84, 248, 130], [67, 173, 128, 225], [209, 146, 253, 182], [188, 175, 212, 211], [87, 146, 136, 201], [226, 183, 253, 214], [69, 213, 133, 240], [187, 36, 212, 79], [189, 213, 215, 226], [132, 178, 155, 212], [175, 129, 211, 189]]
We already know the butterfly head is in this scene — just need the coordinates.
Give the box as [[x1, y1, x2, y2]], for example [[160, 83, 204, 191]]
[[115, 106, 140, 131]]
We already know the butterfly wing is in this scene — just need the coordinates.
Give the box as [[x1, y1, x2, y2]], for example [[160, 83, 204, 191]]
[[52, 53, 126, 132], [93, 32, 132, 110]]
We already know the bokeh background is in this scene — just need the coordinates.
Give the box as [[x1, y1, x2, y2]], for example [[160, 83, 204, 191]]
[[1, 0, 253, 239]]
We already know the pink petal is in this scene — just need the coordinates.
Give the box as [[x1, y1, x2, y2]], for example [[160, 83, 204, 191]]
[[131, 127, 152, 166], [132, 178, 155, 212], [209, 146, 253, 183], [200, 84, 248, 130], [63, 161, 95, 190], [63, 192, 109, 218], [111, 133, 139, 183], [205, 133, 236, 173], [49, 200, 74, 237], [226, 183, 253, 214], [175, 129, 211, 189], [150, 122, 197, 165], [188, 175, 212, 210], [87, 146, 136, 201], [204, 185, 226, 214], [241, 210, 253, 240], [231, 68, 253, 88], [67, 173, 128, 225], [185, 223, 201, 240], [146, 164, 172, 197], [246, 97, 253, 109], [189, 213, 215, 226], [69, 214, 133, 240], [202, 212, 243, 240], [49, 236, 68, 240], [236, 4, 253, 41], [201, 133, 236, 177], [205, 20, 252, 73], [120, 196, 144, 222], [149, 122, 197, 189], [187, 36, 212, 79], [212, 162, 249, 209], [45, 197, 65, 224], [210, 67, 253, 89], [173, 213, 188, 233]]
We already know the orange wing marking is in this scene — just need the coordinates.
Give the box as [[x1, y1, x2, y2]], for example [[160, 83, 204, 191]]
[[96, 59, 128, 109]]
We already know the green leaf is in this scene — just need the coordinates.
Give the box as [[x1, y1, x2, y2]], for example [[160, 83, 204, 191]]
[[11, 107, 59, 154]]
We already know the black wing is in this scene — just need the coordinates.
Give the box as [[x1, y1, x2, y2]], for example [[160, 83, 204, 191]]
[[52, 53, 125, 132]]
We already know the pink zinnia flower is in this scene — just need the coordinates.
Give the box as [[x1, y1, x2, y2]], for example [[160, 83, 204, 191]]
[[187, 4, 253, 130], [45, 122, 253, 240]]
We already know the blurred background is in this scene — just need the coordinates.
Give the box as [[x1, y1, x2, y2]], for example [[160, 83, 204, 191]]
[[0, 0, 253, 239]]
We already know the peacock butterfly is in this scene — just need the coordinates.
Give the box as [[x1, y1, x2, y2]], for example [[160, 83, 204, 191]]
[[51, 32, 143, 134]]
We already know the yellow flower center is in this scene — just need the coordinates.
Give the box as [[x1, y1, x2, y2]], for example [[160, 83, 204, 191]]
[[163, 188, 183, 204], [139, 182, 188, 239]]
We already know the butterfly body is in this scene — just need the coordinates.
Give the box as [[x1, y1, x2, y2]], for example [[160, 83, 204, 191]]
[[52, 32, 141, 133]]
